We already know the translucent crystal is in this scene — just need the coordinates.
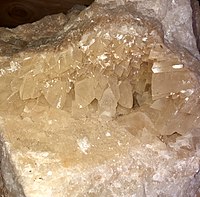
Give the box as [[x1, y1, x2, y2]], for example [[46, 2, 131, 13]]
[[0, 2, 199, 197], [74, 77, 95, 108], [42, 79, 67, 109], [118, 80, 133, 108], [99, 87, 117, 118], [0, 4, 198, 136]]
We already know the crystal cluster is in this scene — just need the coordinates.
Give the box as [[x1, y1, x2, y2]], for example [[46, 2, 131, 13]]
[[0, 1, 200, 197], [0, 4, 199, 136]]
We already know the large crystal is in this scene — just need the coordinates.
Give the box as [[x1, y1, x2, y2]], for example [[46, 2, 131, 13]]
[[0, 1, 200, 197]]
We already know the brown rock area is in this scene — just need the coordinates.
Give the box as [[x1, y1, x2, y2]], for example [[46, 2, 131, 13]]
[[0, 1, 200, 197], [0, 0, 94, 28]]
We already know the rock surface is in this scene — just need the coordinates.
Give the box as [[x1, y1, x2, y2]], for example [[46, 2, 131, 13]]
[[97, 0, 200, 59], [0, 1, 200, 197], [191, 0, 200, 52]]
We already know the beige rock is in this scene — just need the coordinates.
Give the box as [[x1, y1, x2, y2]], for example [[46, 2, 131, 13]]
[[0, 1, 200, 197]]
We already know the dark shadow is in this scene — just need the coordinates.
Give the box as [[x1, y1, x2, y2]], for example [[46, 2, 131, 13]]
[[0, 0, 94, 28]]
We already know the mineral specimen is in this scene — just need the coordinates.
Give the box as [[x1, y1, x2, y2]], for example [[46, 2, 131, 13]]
[[0, 1, 200, 197]]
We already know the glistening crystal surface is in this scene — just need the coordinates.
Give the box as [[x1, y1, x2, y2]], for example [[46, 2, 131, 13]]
[[0, 1, 199, 197]]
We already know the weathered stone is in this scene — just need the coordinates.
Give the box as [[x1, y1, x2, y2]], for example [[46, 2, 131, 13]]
[[191, 0, 200, 52], [0, 1, 200, 197]]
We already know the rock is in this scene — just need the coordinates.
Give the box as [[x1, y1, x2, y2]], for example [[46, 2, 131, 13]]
[[0, 1, 200, 197], [96, 0, 200, 59], [191, 0, 200, 52]]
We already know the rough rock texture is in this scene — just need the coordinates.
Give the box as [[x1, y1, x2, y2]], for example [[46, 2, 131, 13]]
[[191, 0, 200, 52], [0, 1, 200, 197], [97, 0, 200, 59]]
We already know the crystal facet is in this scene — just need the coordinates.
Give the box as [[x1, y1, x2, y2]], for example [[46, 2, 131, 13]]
[[0, 1, 200, 197]]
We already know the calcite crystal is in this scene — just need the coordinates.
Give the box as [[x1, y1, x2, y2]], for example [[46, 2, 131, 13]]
[[0, 1, 200, 197]]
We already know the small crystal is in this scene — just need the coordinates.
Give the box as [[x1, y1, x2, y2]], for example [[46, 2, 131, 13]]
[[118, 80, 133, 108], [99, 87, 117, 118], [74, 77, 95, 108]]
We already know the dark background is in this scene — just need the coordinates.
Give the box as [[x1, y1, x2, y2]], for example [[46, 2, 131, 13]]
[[0, 0, 198, 28], [0, 0, 94, 28]]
